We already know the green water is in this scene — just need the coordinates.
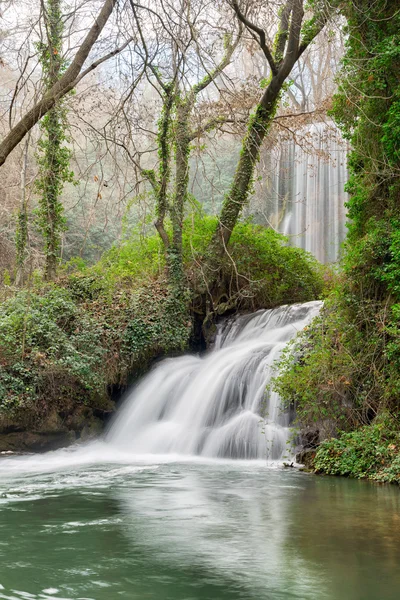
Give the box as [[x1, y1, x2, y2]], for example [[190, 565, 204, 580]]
[[0, 445, 399, 600]]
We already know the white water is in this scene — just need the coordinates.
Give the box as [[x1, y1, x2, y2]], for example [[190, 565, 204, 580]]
[[250, 123, 348, 263], [107, 301, 322, 461]]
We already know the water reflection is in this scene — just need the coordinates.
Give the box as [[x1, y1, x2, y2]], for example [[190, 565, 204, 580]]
[[0, 458, 399, 599]]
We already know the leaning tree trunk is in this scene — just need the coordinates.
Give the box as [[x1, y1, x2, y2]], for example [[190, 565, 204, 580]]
[[0, 0, 116, 167], [209, 0, 332, 262], [212, 80, 282, 258]]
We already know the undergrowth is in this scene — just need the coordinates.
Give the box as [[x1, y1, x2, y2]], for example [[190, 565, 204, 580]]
[[0, 213, 324, 427], [315, 416, 400, 484]]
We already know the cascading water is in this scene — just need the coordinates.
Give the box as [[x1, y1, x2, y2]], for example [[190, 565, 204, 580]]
[[249, 122, 348, 263], [107, 301, 322, 460]]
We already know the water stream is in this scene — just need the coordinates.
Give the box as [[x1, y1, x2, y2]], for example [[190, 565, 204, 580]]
[[1, 301, 400, 599], [0, 456, 400, 599]]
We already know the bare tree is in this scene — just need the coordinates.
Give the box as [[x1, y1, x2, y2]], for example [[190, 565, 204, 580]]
[[0, 0, 121, 166]]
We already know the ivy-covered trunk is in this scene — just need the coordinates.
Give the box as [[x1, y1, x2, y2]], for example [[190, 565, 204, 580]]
[[41, 108, 65, 280], [154, 85, 174, 250], [169, 97, 191, 288], [214, 97, 278, 256], [36, 0, 72, 281]]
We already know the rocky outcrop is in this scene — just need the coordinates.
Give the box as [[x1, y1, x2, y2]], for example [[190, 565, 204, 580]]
[[295, 426, 320, 469], [0, 403, 113, 453]]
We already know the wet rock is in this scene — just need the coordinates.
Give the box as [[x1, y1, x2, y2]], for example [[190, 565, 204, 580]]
[[36, 409, 67, 434], [299, 427, 320, 449], [0, 402, 113, 453], [296, 448, 317, 470], [0, 431, 76, 453], [80, 418, 103, 442]]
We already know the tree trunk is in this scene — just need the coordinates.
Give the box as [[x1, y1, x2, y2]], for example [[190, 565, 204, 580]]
[[213, 81, 281, 256], [168, 98, 191, 288], [15, 134, 31, 286], [154, 88, 174, 249], [173, 101, 191, 256], [40, 0, 65, 281]]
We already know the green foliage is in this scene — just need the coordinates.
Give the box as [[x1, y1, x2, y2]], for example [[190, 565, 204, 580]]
[[184, 212, 324, 310], [228, 222, 324, 307], [99, 211, 324, 314], [95, 227, 164, 284], [315, 416, 400, 484], [331, 0, 400, 257], [274, 1, 400, 484], [122, 280, 190, 364], [0, 287, 105, 413]]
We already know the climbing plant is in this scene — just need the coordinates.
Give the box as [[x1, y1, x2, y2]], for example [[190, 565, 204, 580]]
[[35, 0, 74, 280]]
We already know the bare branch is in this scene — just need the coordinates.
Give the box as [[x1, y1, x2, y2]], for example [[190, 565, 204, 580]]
[[0, 0, 118, 166], [230, 0, 278, 76]]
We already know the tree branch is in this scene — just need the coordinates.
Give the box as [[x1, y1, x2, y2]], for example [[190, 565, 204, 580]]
[[297, 3, 332, 58], [74, 37, 133, 86], [230, 0, 278, 76], [0, 0, 118, 166], [275, 0, 293, 63], [280, 0, 304, 78], [191, 29, 241, 96]]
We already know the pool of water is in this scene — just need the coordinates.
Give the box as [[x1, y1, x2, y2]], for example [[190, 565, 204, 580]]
[[0, 443, 399, 599]]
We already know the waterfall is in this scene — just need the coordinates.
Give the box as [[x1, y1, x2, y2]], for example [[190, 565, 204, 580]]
[[107, 301, 322, 460], [250, 122, 348, 263]]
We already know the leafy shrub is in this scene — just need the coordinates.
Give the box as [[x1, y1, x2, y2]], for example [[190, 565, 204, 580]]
[[314, 417, 400, 484], [91, 212, 324, 313], [0, 287, 105, 413], [122, 280, 191, 365], [182, 212, 325, 311]]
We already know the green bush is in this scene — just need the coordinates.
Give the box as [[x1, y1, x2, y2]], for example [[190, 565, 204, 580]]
[[315, 418, 400, 484], [181, 212, 325, 311], [0, 287, 105, 413], [89, 212, 324, 313]]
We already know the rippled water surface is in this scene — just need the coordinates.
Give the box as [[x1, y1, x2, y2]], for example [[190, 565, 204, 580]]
[[0, 444, 399, 600]]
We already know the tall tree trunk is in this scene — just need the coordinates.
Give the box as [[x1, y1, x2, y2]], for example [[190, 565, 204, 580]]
[[213, 82, 281, 256], [154, 87, 174, 249], [15, 134, 31, 286], [38, 0, 66, 281], [41, 105, 65, 281], [168, 98, 191, 287]]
